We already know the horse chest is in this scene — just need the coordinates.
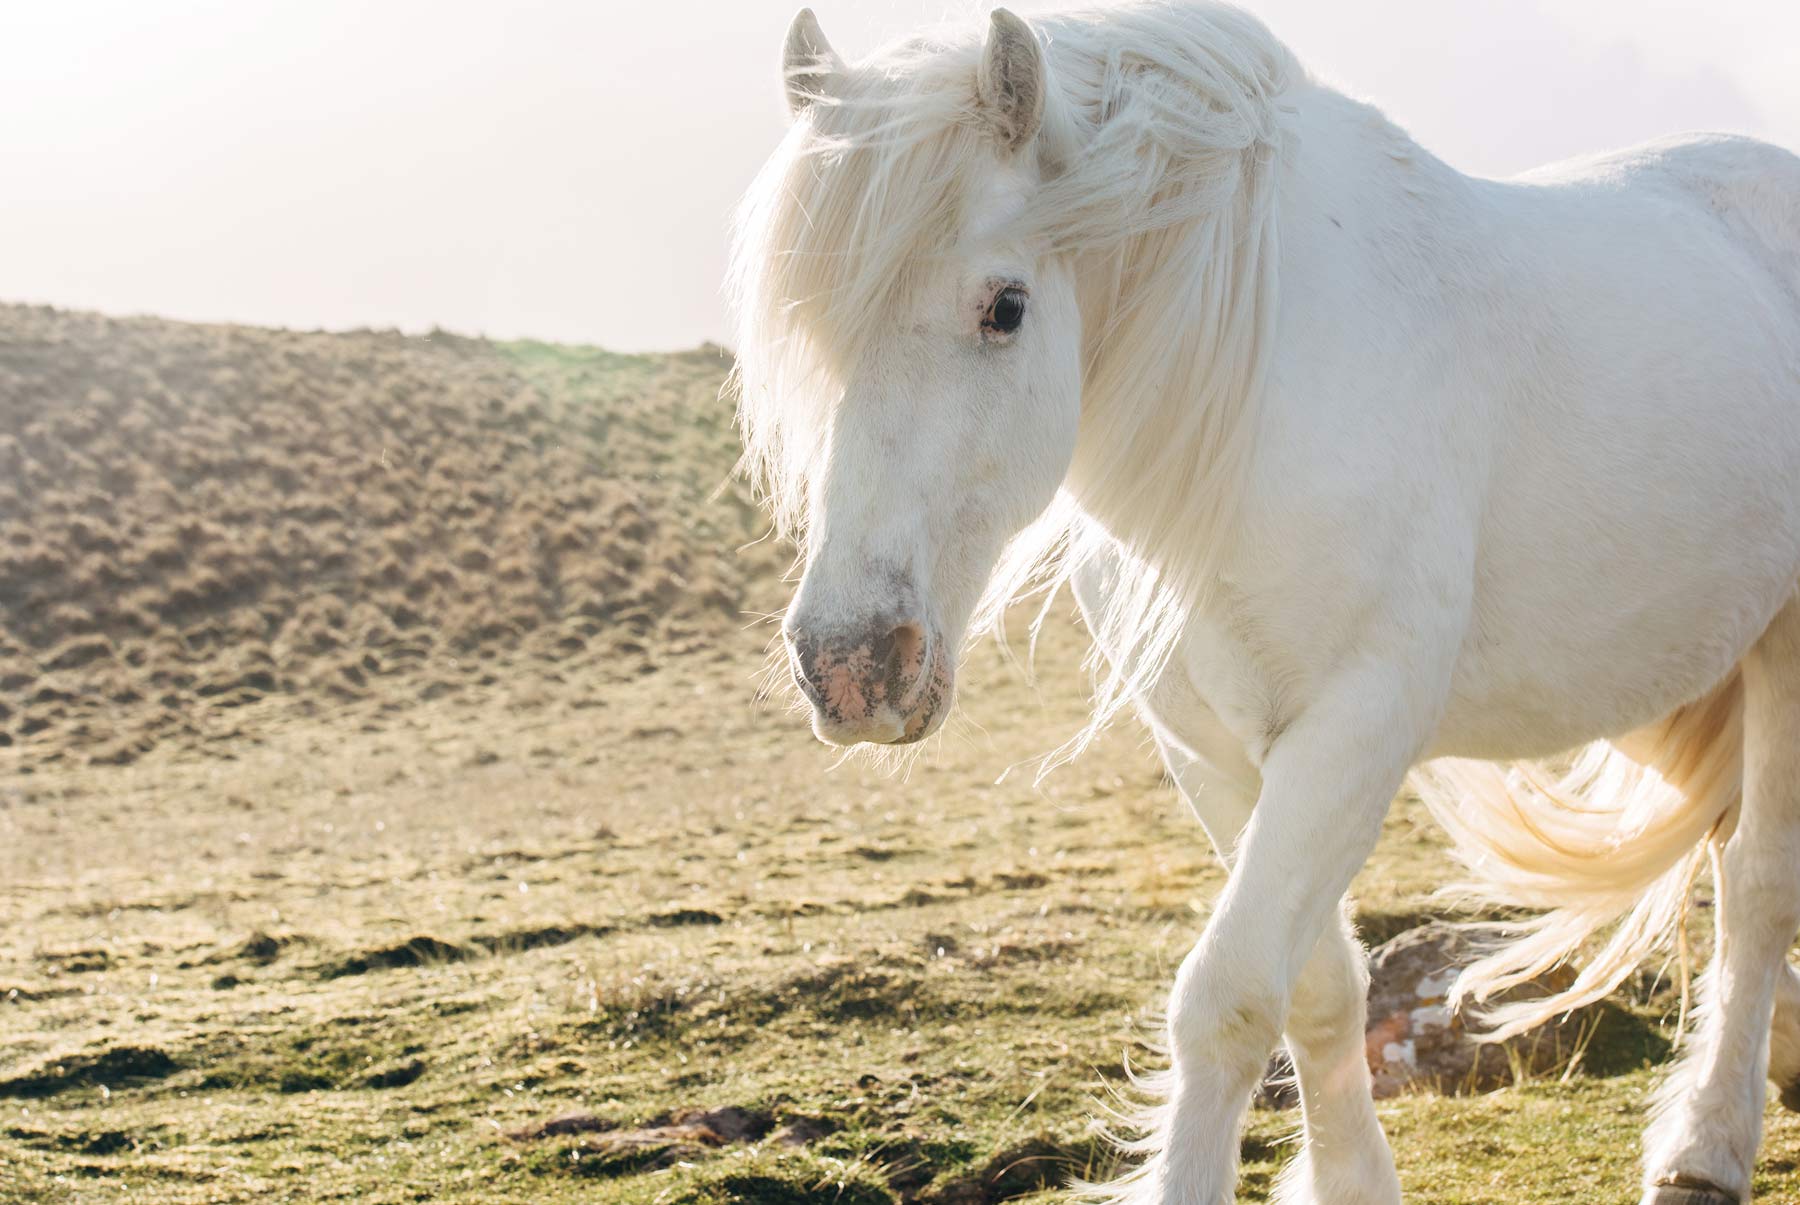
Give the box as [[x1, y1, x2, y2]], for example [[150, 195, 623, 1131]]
[[1148, 610, 1303, 771]]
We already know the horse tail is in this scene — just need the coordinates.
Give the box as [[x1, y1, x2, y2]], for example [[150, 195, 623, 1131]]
[[1412, 670, 1743, 1040]]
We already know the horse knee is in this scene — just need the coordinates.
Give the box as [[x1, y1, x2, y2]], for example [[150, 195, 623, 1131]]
[[1174, 989, 1284, 1063], [1169, 958, 1284, 1075], [1286, 924, 1369, 1055]]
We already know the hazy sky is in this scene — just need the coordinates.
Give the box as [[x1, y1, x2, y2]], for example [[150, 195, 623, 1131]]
[[4, 1, 1797, 352]]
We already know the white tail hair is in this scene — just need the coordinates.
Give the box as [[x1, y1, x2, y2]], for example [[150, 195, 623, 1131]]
[[1413, 671, 1743, 1039]]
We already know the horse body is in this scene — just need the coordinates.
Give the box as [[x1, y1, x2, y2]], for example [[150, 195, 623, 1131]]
[[1443, 140, 1800, 757], [1157, 106, 1800, 768], [732, 5, 1800, 1202]]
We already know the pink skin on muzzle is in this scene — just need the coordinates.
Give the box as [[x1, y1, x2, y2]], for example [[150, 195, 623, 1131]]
[[791, 624, 953, 745]]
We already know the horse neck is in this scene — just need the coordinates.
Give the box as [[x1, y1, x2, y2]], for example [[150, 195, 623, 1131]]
[[1058, 79, 1473, 580]]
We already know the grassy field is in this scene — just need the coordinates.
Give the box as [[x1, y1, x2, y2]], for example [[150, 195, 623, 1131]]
[[3, 315, 1798, 1203], [7, 619, 1798, 1204]]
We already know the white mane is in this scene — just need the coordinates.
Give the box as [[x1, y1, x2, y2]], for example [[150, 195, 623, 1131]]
[[727, 1, 1296, 759]]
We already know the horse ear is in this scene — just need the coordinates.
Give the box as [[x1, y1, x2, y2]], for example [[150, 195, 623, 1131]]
[[977, 8, 1045, 151], [783, 8, 844, 118]]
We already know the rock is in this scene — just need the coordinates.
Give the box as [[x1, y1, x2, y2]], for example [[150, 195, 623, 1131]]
[[1361, 921, 1578, 1097], [1254, 920, 1611, 1105]]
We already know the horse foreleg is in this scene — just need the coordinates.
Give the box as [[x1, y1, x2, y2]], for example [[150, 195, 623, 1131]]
[[1152, 738, 1399, 1205], [1130, 667, 1430, 1205], [1643, 603, 1800, 1205], [1275, 908, 1401, 1205]]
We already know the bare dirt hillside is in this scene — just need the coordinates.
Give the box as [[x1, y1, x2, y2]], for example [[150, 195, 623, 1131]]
[[0, 305, 780, 767]]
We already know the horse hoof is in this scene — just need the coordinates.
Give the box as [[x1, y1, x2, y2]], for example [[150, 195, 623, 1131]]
[[1782, 1079, 1800, 1114], [1645, 1175, 1740, 1205]]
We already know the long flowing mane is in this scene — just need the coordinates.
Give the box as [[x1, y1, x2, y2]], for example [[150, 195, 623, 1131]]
[[727, 1, 1295, 758]]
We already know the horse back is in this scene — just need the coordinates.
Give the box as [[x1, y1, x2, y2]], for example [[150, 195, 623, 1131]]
[[1537, 133, 1800, 318]]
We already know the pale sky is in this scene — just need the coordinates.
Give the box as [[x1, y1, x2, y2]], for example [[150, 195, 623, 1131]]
[[4, 1, 1797, 352]]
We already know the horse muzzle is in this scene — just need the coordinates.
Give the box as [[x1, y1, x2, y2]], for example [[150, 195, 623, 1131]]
[[785, 616, 952, 746]]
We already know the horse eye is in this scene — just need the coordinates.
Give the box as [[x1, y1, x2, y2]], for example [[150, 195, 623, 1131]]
[[983, 287, 1028, 336]]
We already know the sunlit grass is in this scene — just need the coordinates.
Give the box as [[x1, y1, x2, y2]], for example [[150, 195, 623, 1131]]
[[5, 618, 1796, 1203]]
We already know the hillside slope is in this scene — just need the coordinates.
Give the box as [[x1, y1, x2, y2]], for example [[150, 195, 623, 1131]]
[[0, 305, 777, 765]]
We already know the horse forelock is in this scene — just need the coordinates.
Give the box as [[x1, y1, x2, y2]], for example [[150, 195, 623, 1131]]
[[726, 33, 989, 549]]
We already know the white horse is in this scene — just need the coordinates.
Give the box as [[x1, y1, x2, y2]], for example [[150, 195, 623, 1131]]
[[728, 3, 1800, 1202]]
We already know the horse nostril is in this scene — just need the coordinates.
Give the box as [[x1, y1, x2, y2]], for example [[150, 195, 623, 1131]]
[[785, 628, 825, 707], [791, 664, 823, 708], [879, 621, 928, 692]]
